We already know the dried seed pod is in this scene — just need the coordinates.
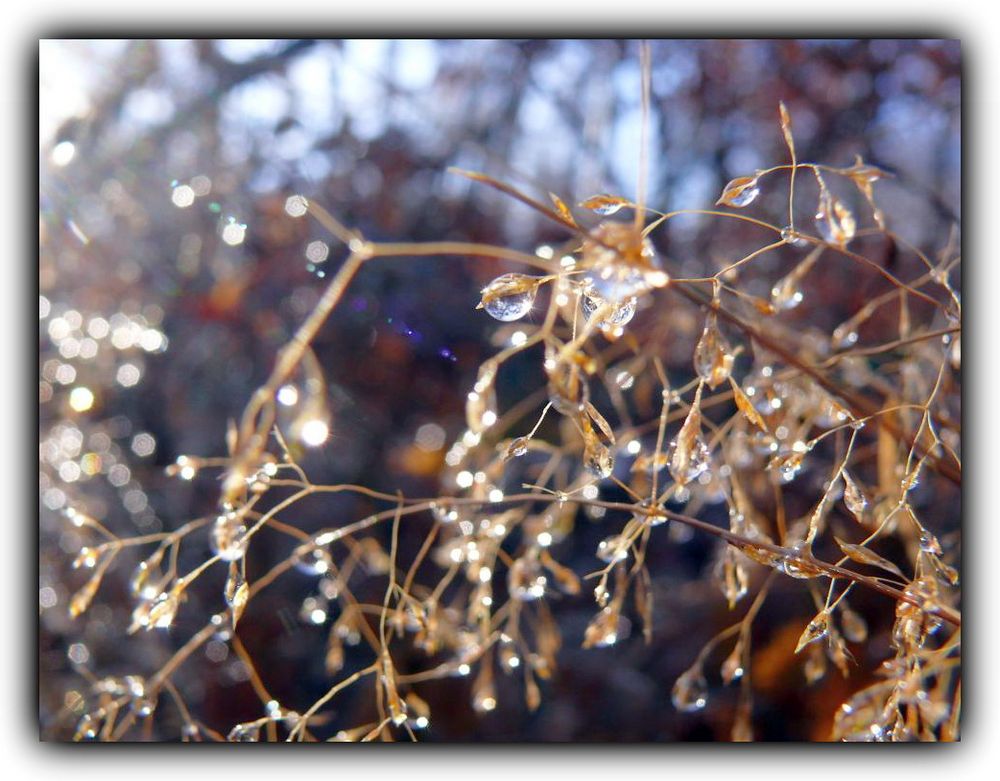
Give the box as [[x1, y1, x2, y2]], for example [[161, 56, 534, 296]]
[[795, 610, 831, 654], [693, 313, 734, 389], [669, 386, 712, 486]]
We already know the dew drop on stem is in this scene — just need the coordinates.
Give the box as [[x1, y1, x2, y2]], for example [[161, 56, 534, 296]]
[[478, 273, 540, 322], [672, 667, 708, 712]]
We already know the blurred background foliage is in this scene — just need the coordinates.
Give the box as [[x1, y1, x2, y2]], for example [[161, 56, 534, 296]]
[[39, 39, 959, 741]]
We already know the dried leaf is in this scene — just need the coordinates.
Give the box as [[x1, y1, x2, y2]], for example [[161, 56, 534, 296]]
[[540, 551, 580, 595], [731, 698, 754, 741], [835, 537, 906, 581], [693, 314, 734, 389], [750, 295, 778, 315], [504, 437, 529, 461], [584, 401, 615, 444], [549, 192, 578, 227], [524, 671, 541, 711], [230, 582, 249, 628], [225, 562, 249, 628], [729, 377, 767, 431], [779, 101, 796, 158], [448, 167, 575, 230], [581, 418, 614, 479], [69, 577, 100, 619], [805, 493, 831, 546], [669, 385, 705, 486], [846, 155, 891, 228]]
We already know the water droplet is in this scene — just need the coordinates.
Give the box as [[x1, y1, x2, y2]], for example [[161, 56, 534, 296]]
[[596, 535, 629, 564], [298, 418, 329, 447], [815, 190, 856, 248], [919, 529, 942, 556], [294, 548, 330, 575], [613, 369, 635, 390], [210, 514, 248, 562], [717, 176, 760, 208], [779, 226, 808, 246], [581, 222, 665, 300], [667, 435, 711, 484], [771, 277, 804, 310], [285, 195, 308, 217], [583, 439, 614, 479], [583, 606, 630, 648], [795, 611, 830, 653], [430, 502, 460, 524], [228, 723, 261, 742], [131, 694, 157, 717], [721, 642, 744, 684], [579, 193, 629, 216], [672, 668, 708, 712], [635, 499, 668, 527], [73, 546, 98, 569], [593, 582, 610, 607], [147, 591, 180, 629], [507, 558, 547, 601], [842, 470, 868, 521], [505, 437, 529, 460], [478, 274, 540, 321], [769, 451, 805, 483], [305, 240, 329, 264], [693, 315, 734, 389], [582, 290, 636, 328], [717, 547, 749, 608], [221, 217, 247, 246], [171, 184, 195, 209]]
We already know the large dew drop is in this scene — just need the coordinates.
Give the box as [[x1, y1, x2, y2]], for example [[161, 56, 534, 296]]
[[582, 222, 667, 301], [716, 176, 760, 208], [478, 273, 539, 322]]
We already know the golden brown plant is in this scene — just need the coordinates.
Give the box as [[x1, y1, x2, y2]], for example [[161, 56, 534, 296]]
[[53, 42, 960, 743]]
